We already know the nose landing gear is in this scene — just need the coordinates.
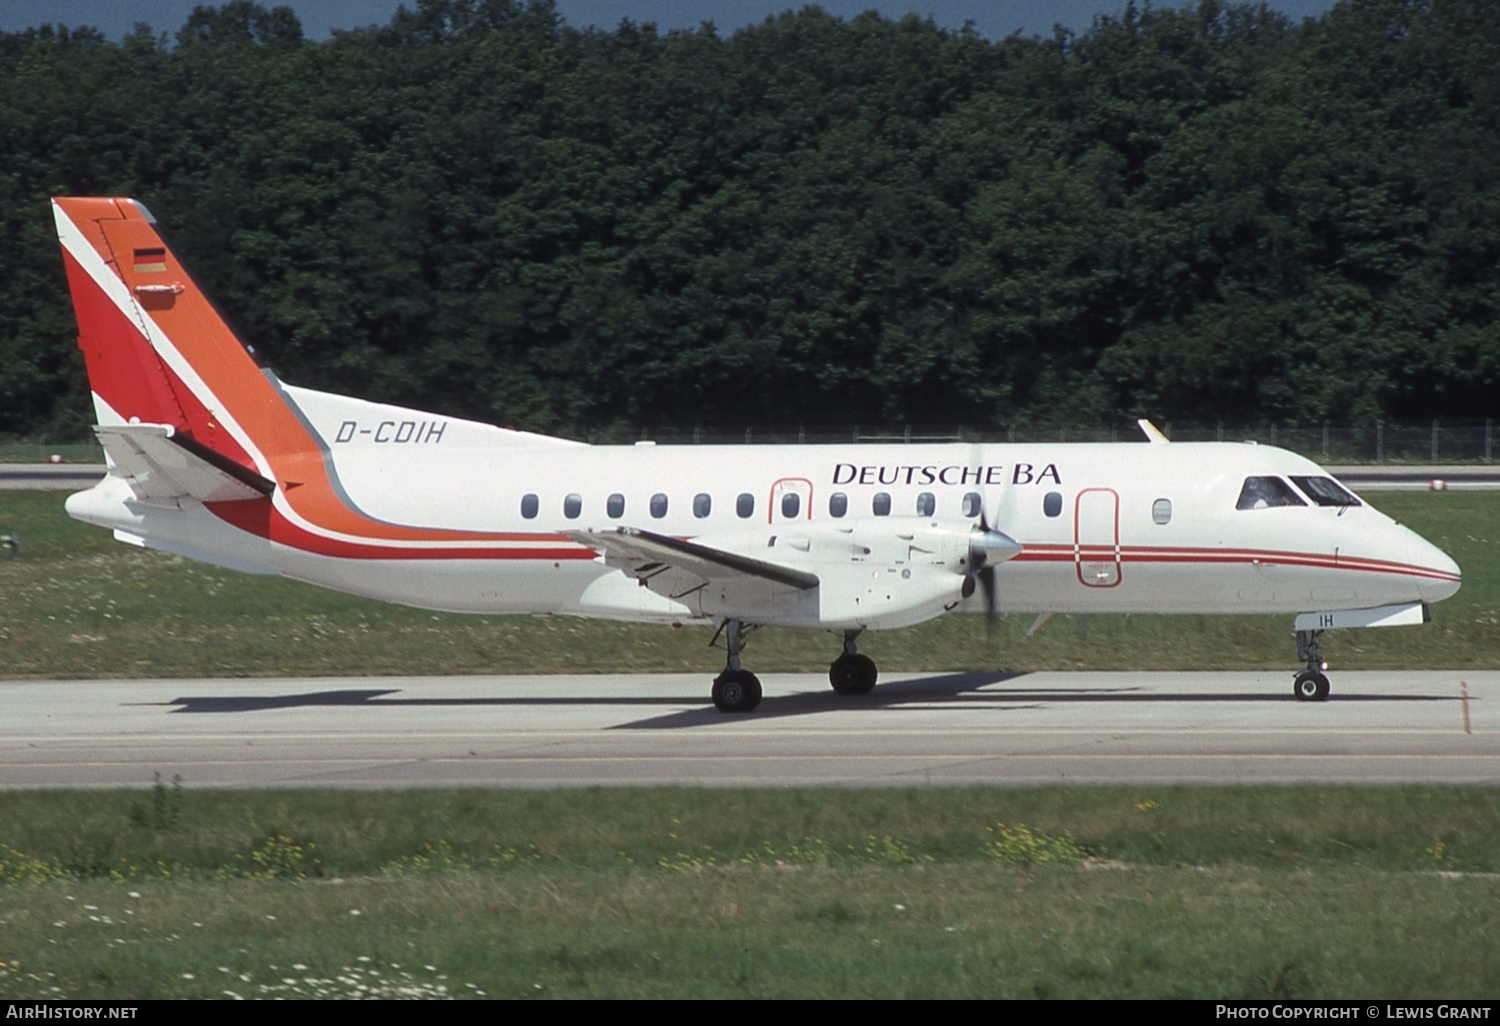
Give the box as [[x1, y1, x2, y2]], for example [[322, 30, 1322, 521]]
[[1294, 629, 1331, 701]]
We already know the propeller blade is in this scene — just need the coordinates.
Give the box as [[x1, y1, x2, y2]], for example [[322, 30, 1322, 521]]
[[970, 489, 1009, 638], [979, 565, 997, 619]]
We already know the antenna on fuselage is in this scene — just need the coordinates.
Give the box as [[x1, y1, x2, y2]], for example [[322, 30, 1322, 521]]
[[1138, 419, 1170, 444]]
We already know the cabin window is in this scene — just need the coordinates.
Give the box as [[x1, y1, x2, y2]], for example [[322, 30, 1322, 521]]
[[1043, 492, 1063, 517], [916, 492, 936, 516], [607, 493, 625, 518], [962, 492, 982, 518], [1152, 498, 1172, 525], [1236, 476, 1307, 510], [1290, 476, 1362, 508], [829, 492, 848, 518], [873, 492, 891, 516], [563, 493, 582, 519], [520, 493, 539, 519], [781, 492, 801, 518], [650, 493, 669, 518], [736, 493, 754, 518], [693, 493, 712, 518]]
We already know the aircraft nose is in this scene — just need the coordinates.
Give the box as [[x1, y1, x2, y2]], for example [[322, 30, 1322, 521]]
[[1410, 532, 1461, 604]]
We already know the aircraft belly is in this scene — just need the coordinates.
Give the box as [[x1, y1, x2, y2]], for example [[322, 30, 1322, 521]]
[[694, 580, 822, 627], [567, 569, 699, 622], [277, 557, 605, 615], [993, 560, 1374, 615]]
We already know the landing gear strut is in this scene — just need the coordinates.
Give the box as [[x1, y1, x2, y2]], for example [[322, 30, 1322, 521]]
[[711, 618, 762, 713], [1294, 629, 1331, 702], [829, 629, 878, 696]]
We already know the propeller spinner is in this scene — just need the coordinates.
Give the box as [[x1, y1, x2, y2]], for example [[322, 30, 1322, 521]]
[[966, 514, 1022, 619]]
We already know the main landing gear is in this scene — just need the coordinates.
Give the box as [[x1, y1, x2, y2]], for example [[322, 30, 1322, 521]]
[[711, 618, 762, 713], [709, 623, 883, 712], [1294, 629, 1331, 702], [829, 629, 878, 695]]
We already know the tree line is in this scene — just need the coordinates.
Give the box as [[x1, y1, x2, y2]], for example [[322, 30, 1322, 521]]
[[1, 0, 1495, 440]]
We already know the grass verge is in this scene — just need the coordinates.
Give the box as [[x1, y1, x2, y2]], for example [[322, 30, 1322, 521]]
[[0, 786, 1496, 998]]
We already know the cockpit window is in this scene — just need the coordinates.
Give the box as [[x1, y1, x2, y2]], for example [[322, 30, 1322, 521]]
[[1236, 476, 1307, 510], [1290, 476, 1362, 508]]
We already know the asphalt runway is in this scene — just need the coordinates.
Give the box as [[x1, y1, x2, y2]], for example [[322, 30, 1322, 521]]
[[1, 670, 1494, 789]]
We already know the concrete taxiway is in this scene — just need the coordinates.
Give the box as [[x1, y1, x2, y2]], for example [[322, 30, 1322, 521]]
[[1, 671, 1494, 789]]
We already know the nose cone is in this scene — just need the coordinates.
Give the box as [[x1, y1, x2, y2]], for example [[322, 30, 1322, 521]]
[[1412, 535, 1462, 603], [1394, 521, 1461, 604]]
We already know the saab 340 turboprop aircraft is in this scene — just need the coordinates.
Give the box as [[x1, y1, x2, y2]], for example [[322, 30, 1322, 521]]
[[53, 197, 1462, 712]]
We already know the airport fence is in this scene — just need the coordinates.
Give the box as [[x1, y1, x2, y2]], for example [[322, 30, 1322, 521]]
[[599, 419, 1498, 463]]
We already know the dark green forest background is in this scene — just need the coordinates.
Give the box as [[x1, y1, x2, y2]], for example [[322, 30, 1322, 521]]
[[1, 0, 1496, 440]]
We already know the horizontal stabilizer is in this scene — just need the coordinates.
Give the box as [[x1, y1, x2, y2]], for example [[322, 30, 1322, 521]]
[[95, 423, 275, 503]]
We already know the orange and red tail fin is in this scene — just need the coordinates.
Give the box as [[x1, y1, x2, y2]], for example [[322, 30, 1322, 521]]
[[55, 197, 595, 560], [53, 197, 287, 480]]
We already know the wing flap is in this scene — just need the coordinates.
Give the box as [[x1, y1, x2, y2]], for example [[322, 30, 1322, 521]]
[[565, 526, 820, 598], [95, 423, 275, 503]]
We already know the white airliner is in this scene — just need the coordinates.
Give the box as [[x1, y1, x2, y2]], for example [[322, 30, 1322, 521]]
[[53, 197, 1462, 711]]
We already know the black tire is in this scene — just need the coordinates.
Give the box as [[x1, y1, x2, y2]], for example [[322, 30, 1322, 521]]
[[829, 654, 878, 695], [1293, 670, 1330, 702], [829, 656, 861, 694], [713, 670, 762, 712]]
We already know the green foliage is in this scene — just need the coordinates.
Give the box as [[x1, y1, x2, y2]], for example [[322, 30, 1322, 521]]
[[0, 844, 67, 884], [241, 833, 322, 880], [0, 787, 1498, 997], [127, 772, 185, 831], [1, 0, 1497, 438], [984, 822, 1092, 864]]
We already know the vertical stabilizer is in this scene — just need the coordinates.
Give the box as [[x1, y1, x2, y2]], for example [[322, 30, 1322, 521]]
[[53, 197, 584, 558], [54, 197, 284, 480]]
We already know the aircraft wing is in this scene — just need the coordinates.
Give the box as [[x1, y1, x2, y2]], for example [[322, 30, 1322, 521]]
[[564, 526, 819, 602], [94, 423, 275, 503]]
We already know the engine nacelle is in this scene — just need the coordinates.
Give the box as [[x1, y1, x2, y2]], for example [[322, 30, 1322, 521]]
[[690, 517, 1021, 629]]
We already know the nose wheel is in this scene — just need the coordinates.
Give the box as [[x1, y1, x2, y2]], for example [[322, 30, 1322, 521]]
[[1294, 629, 1331, 702], [1293, 669, 1330, 702]]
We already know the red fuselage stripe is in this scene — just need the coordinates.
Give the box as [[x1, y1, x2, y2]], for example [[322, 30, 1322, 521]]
[[1014, 546, 1458, 581], [204, 500, 1458, 579], [206, 500, 596, 562]]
